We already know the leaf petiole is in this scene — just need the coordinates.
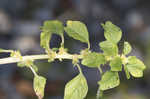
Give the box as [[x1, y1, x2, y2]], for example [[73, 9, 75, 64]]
[[29, 66, 38, 77]]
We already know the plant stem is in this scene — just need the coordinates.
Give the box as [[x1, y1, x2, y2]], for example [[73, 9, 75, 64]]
[[87, 42, 90, 50], [96, 87, 100, 99], [0, 49, 13, 53], [97, 66, 103, 99], [98, 66, 103, 74], [76, 64, 82, 74], [29, 66, 38, 77], [0, 53, 83, 65], [96, 87, 103, 99], [61, 34, 65, 47]]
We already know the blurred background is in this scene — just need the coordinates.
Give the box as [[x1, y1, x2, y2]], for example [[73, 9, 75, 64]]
[[0, 0, 150, 99]]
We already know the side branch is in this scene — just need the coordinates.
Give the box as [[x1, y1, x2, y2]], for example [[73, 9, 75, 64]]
[[0, 54, 82, 65]]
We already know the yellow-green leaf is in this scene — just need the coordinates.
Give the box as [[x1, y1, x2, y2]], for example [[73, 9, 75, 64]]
[[40, 20, 64, 50], [41, 20, 64, 35], [101, 21, 122, 44], [81, 52, 106, 68], [123, 41, 132, 55], [64, 20, 89, 44], [124, 66, 130, 79], [126, 56, 146, 77], [99, 40, 118, 56], [64, 73, 88, 99], [98, 71, 120, 90], [110, 56, 122, 71], [34, 75, 46, 99], [40, 31, 51, 50]]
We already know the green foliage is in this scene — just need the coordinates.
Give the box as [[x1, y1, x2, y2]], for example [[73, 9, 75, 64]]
[[123, 41, 132, 55], [41, 20, 64, 36], [64, 21, 89, 45], [110, 56, 122, 71], [98, 71, 120, 90], [34, 75, 46, 99], [101, 21, 122, 44], [81, 52, 106, 68], [99, 40, 118, 56], [40, 31, 51, 51], [40, 20, 64, 51], [124, 66, 130, 79], [0, 20, 147, 99], [126, 56, 146, 77], [64, 73, 88, 99]]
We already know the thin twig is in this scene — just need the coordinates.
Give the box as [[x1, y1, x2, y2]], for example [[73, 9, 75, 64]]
[[0, 54, 82, 65]]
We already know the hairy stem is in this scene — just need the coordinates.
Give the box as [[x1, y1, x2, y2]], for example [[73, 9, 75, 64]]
[[0, 53, 82, 65]]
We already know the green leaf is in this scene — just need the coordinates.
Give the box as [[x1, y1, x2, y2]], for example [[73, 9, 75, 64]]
[[110, 56, 122, 71], [98, 71, 120, 91], [124, 66, 130, 79], [34, 75, 46, 99], [41, 20, 64, 35], [64, 73, 88, 99], [101, 21, 122, 44], [123, 41, 132, 55], [126, 56, 146, 77], [40, 31, 51, 50], [99, 40, 118, 56], [40, 20, 64, 50], [64, 20, 89, 44], [81, 52, 106, 68]]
